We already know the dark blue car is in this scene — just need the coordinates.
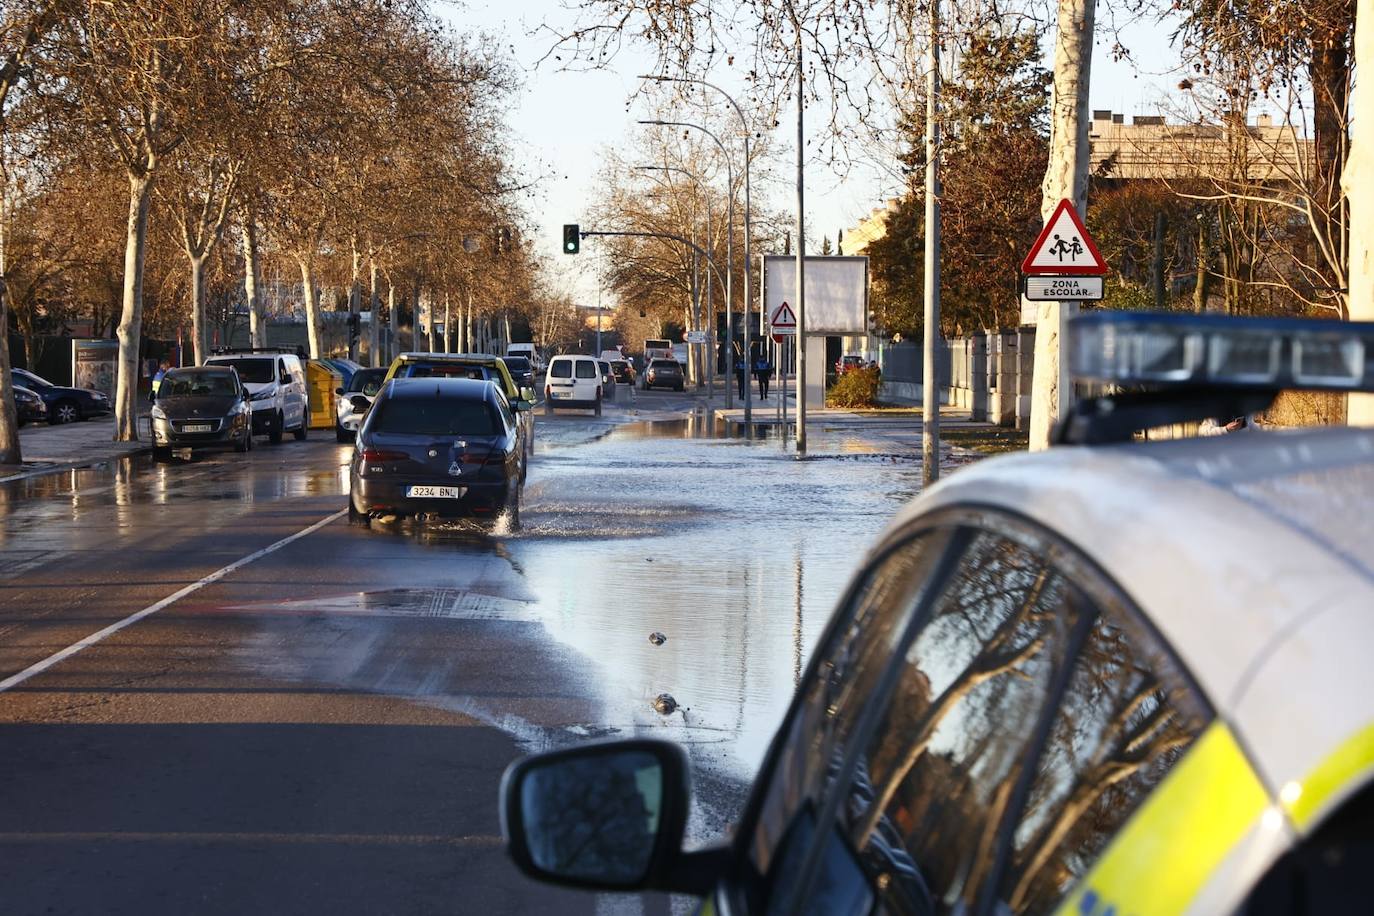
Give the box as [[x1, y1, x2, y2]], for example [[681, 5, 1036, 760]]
[[12, 368, 111, 425]]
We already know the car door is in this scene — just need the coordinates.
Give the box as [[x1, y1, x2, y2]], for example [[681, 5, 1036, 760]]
[[719, 509, 1212, 916]]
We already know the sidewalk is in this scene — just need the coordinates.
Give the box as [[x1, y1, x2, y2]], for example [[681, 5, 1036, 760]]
[[0, 416, 152, 483]]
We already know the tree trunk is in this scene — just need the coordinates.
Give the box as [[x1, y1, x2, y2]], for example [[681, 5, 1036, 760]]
[[298, 258, 321, 358], [189, 253, 206, 365], [0, 280, 21, 464], [387, 282, 397, 364], [115, 171, 153, 441], [367, 257, 380, 367], [1151, 212, 1166, 309], [1348, 0, 1373, 424], [1194, 213, 1209, 313], [411, 275, 423, 353], [1029, 0, 1094, 451], [348, 238, 362, 362], [1312, 7, 1354, 299], [242, 221, 264, 348], [444, 293, 452, 352]]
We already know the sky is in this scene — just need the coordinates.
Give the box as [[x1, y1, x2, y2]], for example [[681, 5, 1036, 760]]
[[439, 1, 1190, 305]]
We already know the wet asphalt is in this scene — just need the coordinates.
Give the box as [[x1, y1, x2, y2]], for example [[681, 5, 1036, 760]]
[[0, 387, 929, 915]]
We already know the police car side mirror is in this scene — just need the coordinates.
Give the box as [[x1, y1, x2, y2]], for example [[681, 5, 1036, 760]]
[[520, 387, 534, 402], [501, 740, 726, 895]]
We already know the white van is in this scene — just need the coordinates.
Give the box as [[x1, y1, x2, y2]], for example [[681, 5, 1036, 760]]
[[205, 349, 310, 443], [506, 343, 542, 372], [543, 355, 603, 416]]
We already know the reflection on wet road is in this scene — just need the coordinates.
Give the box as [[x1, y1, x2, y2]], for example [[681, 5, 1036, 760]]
[[0, 407, 926, 913]]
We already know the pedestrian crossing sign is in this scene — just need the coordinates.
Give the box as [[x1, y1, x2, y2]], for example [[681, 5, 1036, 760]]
[[1021, 198, 1108, 275]]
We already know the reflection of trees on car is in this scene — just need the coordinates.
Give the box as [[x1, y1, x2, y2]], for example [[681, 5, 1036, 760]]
[[1001, 614, 1204, 912], [524, 755, 659, 883]]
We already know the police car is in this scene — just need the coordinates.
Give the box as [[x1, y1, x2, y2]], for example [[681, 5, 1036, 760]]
[[500, 312, 1374, 915]]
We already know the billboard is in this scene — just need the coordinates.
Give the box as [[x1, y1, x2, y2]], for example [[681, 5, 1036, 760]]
[[72, 338, 119, 400], [761, 255, 868, 334]]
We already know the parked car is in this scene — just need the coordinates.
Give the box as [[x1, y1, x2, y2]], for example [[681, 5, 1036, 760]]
[[502, 355, 536, 392], [348, 377, 524, 528], [204, 349, 310, 444], [334, 367, 387, 442], [543, 355, 603, 415], [642, 358, 685, 392], [499, 311, 1374, 916], [383, 353, 534, 458], [507, 343, 543, 373], [609, 359, 636, 384], [11, 368, 110, 425], [12, 385, 46, 426], [149, 366, 252, 458], [835, 354, 865, 374], [598, 360, 616, 394]]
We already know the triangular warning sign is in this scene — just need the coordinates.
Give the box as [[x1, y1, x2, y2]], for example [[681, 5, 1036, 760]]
[[1021, 199, 1108, 275], [771, 302, 797, 329]]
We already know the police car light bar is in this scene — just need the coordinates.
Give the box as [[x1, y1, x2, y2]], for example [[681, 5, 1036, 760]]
[[1069, 312, 1374, 392]]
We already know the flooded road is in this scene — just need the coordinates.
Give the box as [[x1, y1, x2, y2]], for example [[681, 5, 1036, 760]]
[[0, 398, 937, 914]]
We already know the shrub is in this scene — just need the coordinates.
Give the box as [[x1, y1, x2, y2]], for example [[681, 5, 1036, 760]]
[[827, 366, 881, 408]]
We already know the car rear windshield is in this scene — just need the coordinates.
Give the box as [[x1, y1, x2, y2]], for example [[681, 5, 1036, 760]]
[[162, 373, 238, 398], [212, 358, 274, 384], [371, 398, 499, 436], [549, 360, 573, 378], [503, 357, 530, 371], [574, 361, 597, 379], [346, 368, 387, 395], [400, 364, 491, 381], [650, 360, 679, 370]]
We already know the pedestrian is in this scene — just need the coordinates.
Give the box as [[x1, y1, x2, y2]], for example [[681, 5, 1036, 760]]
[[755, 353, 772, 399], [735, 352, 748, 401], [151, 359, 171, 395]]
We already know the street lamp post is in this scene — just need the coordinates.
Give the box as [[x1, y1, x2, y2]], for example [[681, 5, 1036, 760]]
[[639, 120, 735, 410], [641, 75, 753, 422]]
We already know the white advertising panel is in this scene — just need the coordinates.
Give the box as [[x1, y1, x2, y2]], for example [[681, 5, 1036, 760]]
[[762, 255, 868, 335]]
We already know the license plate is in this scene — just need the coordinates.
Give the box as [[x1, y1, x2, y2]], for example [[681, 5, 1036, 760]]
[[183, 424, 213, 433], [551, 391, 565, 398], [406, 485, 465, 499]]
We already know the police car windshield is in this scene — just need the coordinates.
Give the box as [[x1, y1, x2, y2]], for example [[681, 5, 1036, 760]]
[[213, 358, 274, 384]]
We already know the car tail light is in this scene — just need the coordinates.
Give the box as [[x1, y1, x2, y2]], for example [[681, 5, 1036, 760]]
[[361, 449, 408, 462]]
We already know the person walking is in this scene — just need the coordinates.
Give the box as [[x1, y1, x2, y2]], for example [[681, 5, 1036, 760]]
[[735, 351, 749, 401], [755, 352, 772, 399]]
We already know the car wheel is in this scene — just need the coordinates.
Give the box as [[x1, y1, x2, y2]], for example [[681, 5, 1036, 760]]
[[154, 446, 171, 461], [51, 399, 79, 424], [594, 397, 602, 417], [348, 496, 369, 527], [503, 483, 521, 531], [269, 411, 284, 444], [335, 425, 352, 444], [234, 428, 251, 453], [294, 411, 309, 441]]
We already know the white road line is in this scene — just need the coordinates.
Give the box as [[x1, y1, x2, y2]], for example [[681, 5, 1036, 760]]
[[0, 508, 347, 693]]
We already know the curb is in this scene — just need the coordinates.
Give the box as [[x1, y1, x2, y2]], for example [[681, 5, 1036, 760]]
[[0, 445, 154, 485]]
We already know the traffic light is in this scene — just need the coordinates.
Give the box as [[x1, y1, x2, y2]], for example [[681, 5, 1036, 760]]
[[563, 224, 580, 254], [347, 312, 360, 344]]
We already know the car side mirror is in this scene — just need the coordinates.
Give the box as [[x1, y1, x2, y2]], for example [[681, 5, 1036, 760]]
[[335, 387, 345, 396], [349, 395, 370, 411], [241, 389, 251, 402], [501, 740, 723, 894], [520, 387, 534, 402]]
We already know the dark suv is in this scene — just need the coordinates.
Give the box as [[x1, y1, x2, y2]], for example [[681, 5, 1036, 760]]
[[643, 358, 684, 392]]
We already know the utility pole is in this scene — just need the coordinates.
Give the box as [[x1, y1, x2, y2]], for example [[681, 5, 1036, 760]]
[[1029, 0, 1096, 449], [792, 7, 808, 454], [922, 0, 942, 486]]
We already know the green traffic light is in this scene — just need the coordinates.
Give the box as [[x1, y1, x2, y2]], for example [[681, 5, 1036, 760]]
[[562, 223, 580, 255]]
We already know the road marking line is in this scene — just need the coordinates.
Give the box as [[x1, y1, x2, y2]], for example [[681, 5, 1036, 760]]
[[0, 509, 346, 693]]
